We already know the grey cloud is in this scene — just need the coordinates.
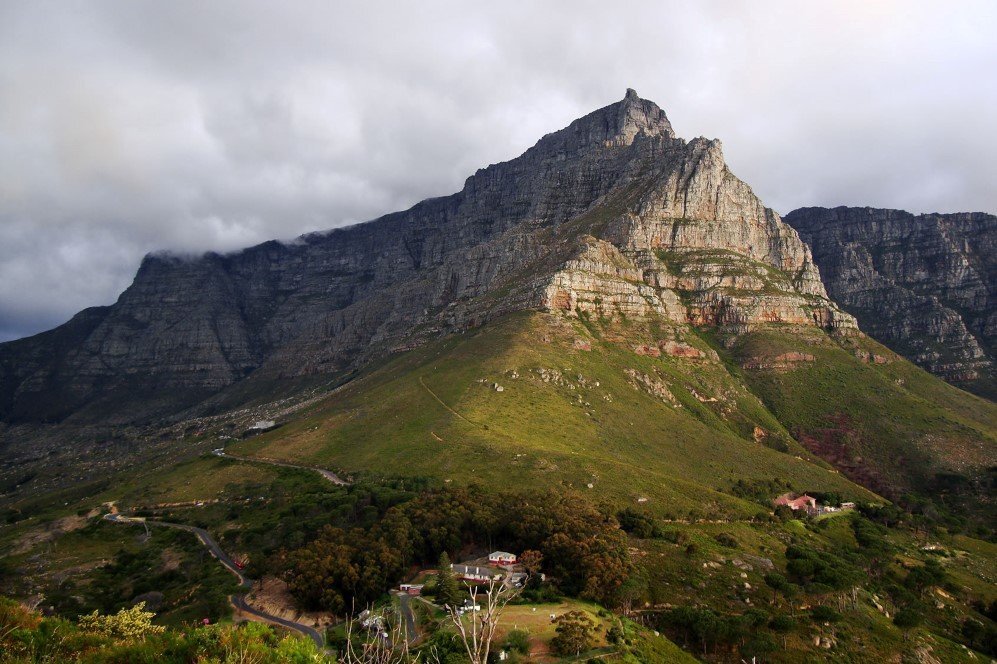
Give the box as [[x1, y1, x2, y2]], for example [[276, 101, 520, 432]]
[[1, 0, 995, 340]]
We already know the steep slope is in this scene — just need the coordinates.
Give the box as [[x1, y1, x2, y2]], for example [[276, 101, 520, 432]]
[[230, 306, 995, 511], [231, 311, 881, 518], [785, 206, 996, 399]]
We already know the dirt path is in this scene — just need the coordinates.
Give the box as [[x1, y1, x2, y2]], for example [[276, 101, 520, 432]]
[[419, 375, 478, 426], [213, 450, 349, 486]]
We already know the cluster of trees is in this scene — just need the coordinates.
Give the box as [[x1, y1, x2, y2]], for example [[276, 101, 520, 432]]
[[656, 606, 776, 659], [220, 475, 423, 576], [284, 487, 633, 615], [783, 544, 862, 593]]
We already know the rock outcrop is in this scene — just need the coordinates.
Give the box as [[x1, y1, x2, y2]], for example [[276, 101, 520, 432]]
[[0, 90, 854, 425], [785, 207, 995, 399]]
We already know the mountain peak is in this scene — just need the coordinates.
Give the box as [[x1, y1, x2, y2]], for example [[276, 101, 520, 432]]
[[528, 89, 675, 158], [611, 87, 674, 143]]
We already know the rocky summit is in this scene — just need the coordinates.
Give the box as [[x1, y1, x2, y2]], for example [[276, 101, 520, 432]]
[[786, 206, 996, 399], [0, 90, 854, 425]]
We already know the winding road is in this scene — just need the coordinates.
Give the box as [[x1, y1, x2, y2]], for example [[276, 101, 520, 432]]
[[104, 513, 326, 648]]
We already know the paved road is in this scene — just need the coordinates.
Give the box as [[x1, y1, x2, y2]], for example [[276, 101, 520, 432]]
[[104, 513, 325, 648], [212, 449, 349, 486], [395, 592, 418, 644]]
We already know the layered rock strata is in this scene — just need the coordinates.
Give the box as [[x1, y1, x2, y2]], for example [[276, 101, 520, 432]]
[[0, 90, 853, 424], [785, 206, 995, 398]]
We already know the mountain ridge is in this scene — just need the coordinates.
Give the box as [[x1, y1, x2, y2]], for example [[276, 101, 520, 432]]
[[785, 205, 995, 399], [0, 90, 852, 425]]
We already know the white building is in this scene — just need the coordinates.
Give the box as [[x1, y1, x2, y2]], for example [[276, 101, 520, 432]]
[[488, 551, 517, 565]]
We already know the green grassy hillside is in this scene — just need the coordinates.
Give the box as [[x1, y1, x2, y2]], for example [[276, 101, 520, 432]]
[[731, 328, 997, 502], [228, 309, 994, 523], [228, 313, 882, 519]]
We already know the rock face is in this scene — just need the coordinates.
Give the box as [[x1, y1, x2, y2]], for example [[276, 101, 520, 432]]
[[785, 207, 995, 399], [0, 90, 853, 424]]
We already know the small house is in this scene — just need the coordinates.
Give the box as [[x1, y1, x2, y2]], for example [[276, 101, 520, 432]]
[[452, 564, 501, 582], [488, 551, 517, 565], [399, 583, 424, 596], [774, 493, 819, 513]]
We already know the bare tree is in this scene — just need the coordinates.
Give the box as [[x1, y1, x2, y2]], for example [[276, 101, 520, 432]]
[[444, 577, 518, 664], [339, 605, 437, 664]]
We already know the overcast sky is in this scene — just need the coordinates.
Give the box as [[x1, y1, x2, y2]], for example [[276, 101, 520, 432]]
[[1, 1, 995, 341]]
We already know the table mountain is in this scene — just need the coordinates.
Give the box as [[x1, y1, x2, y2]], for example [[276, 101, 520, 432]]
[[785, 206, 995, 399], [0, 89, 852, 425]]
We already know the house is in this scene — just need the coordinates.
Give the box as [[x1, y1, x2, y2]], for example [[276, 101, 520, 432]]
[[452, 564, 501, 582], [841, 501, 856, 509], [509, 572, 528, 587], [773, 493, 819, 513], [488, 551, 517, 565], [399, 583, 424, 596]]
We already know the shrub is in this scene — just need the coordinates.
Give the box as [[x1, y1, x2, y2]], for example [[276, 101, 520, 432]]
[[810, 605, 840, 624], [504, 629, 530, 654], [893, 607, 923, 632], [77, 602, 165, 641], [713, 533, 738, 548], [617, 509, 661, 539]]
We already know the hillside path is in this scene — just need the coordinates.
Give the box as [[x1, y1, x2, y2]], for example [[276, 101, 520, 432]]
[[212, 449, 349, 485]]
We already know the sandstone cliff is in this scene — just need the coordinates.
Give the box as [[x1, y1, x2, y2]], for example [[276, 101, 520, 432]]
[[0, 90, 853, 424], [785, 206, 995, 399]]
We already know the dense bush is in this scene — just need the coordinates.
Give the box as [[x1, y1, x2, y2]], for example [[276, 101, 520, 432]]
[[713, 532, 739, 549], [616, 508, 662, 538], [0, 597, 322, 663]]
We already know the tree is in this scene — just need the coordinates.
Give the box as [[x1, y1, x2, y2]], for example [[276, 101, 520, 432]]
[[769, 615, 794, 648], [518, 550, 543, 578], [444, 577, 517, 664], [616, 509, 660, 538], [905, 560, 946, 596], [435, 553, 462, 608], [810, 605, 840, 624], [550, 610, 597, 657], [613, 574, 647, 616], [77, 602, 165, 641], [893, 607, 923, 634], [764, 572, 790, 607]]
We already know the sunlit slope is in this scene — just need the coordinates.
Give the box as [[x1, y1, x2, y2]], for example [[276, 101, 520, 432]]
[[732, 328, 997, 498], [231, 312, 879, 518]]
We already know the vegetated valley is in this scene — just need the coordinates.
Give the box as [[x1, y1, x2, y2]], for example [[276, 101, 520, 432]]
[[1, 91, 994, 663]]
